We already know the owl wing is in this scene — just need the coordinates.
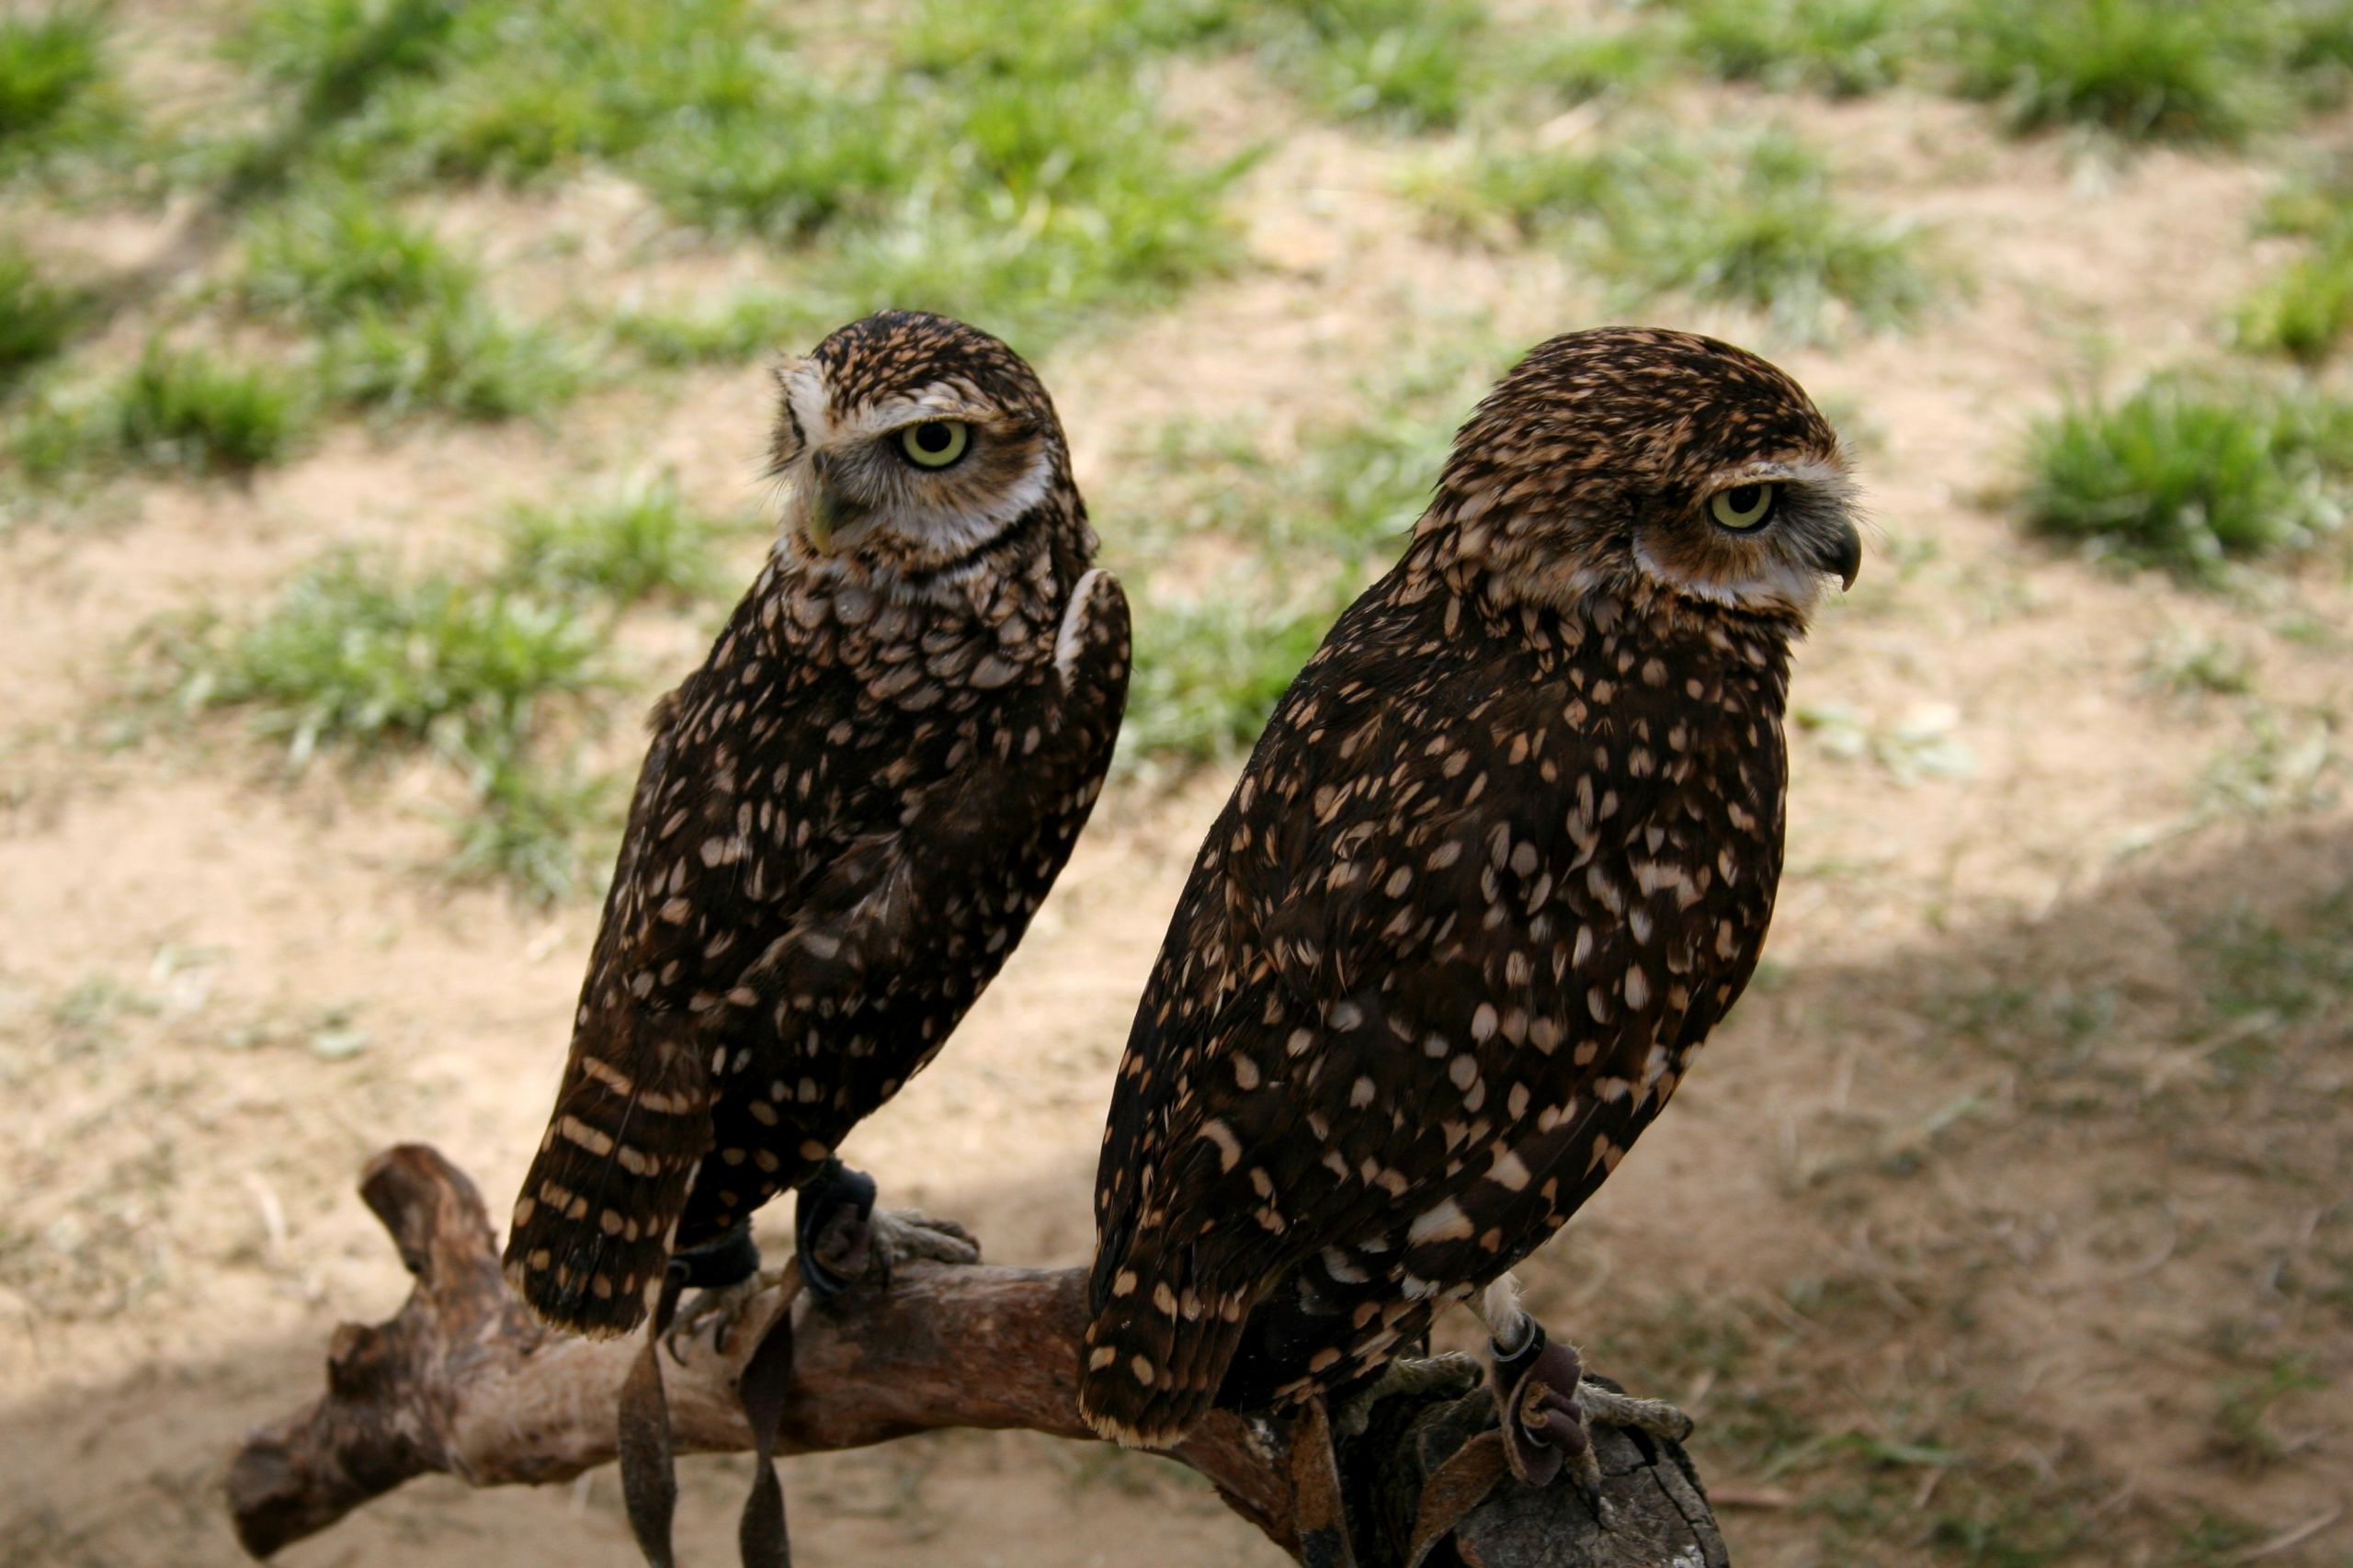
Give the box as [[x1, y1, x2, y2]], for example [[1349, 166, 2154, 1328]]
[[1082, 588, 1779, 1440], [510, 571, 1131, 1335]]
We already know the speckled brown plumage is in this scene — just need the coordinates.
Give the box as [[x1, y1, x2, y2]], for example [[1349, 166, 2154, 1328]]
[[505, 312, 1131, 1335], [1078, 327, 1861, 1447]]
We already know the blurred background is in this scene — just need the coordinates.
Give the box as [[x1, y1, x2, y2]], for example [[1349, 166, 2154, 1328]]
[[3, 0, 2350, 1563]]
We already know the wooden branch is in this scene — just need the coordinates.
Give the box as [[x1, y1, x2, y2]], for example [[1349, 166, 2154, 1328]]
[[227, 1146, 1726, 1567]]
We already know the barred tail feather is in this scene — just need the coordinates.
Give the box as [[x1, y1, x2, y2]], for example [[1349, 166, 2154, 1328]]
[[1076, 1237, 1249, 1449], [503, 1029, 710, 1338]]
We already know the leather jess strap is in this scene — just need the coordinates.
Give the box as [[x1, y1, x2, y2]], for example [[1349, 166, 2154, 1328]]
[[616, 1263, 806, 1568]]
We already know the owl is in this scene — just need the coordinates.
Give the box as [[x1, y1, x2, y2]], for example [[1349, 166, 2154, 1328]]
[[1077, 329, 1860, 1494], [505, 311, 1130, 1338]]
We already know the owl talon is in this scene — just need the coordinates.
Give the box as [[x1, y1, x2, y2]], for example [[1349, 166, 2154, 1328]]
[[1334, 1351, 1483, 1439], [868, 1208, 983, 1272], [665, 1269, 788, 1362]]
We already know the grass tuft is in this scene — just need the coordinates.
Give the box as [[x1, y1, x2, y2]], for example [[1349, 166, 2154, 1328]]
[[176, 554, 603, 766], [445, 750, 618, 904], [1279, 0, 1491, 131], [609, 288, 814, 367], [2018, 379, 2350, 579], [901, 0, 1249, 77], [0, 5, 107, 147], [1421, 127, 1941, 339], [17, 342, 307, 478], [1121, 585, 1344, 769], [236, 0, 460, 127], [320, 293, 583, 421], [0, 242, 90, 392], [1950, 0, 2278, 144], [498, 474, 737, 607], [1116, 343, 1491, 769], [217, 0, 1243, 346], [234, 187, 474, 324], [804, 69, 1247, 345], [2234, 232, 2353, 363], [1667, 0, 1911, 97]]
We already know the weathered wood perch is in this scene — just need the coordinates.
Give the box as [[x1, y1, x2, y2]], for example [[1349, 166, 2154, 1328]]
[[227, 1145, 1727, 1566]]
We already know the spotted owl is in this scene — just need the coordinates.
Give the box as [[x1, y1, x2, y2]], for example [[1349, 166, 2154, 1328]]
[[506, 311, 1131, 1335], [1077, 327, 1860, 1445]]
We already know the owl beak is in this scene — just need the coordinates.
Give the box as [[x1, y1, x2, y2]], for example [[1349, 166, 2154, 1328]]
[[1818, 518, 1862, 592], [802, 461, 868, 556]]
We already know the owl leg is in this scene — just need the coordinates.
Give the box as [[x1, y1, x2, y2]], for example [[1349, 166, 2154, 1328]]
[[1476, 1278, 1692, 1517], [665, 1222, 786, 1358], [793, 1158, 878, 1299], [794, 1159, 982, 1298]]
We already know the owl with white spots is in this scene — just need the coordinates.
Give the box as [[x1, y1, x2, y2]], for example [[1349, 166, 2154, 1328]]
[[1078, 327, 1860, 1451], [505, 312, 1130, 1336]]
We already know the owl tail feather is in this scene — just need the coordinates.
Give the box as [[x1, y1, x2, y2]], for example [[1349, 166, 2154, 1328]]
[[1076, 1238, 1250, 1449], [503, 1030, 711, 1339]]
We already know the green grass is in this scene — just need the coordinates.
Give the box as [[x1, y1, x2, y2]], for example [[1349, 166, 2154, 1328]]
[[1949, 0, 2279, 144], [1421, 127, 1941, 340], [176, 553, 603, 765], [2018, 379, 2351, 580], [230, 186, 582, 422], [2234, 231, 2353, 363], [16, 342, 308, 479], [0, 243, 89, 392], [1115, 346, 1487, 768], [319, 292, 582, 420], [498, 473, 736, 606], [795, 68, 1247, 344], [236, 0, 1245, 347], [0, 5, 108, 148], [1509, 31, 1666, 104], [2259, 154, 2353, 240], [1121, 584, 1344, 768], [626, 82, 914, 241], [446, 749, 619, 903], [1666, 0, 1913, 96], [609, 288, 814, 367], [1260, 0, 1493, 131], [2235, 165, 2353, 363], [899, 0, 1251, 77], [163, 472, 735, 896], [234, 0, 461, 127], [233, 187, 474, 324]]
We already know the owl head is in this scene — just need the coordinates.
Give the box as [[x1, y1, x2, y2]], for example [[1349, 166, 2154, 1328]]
[[1430, 327, 1863, 623], [768, 311, 1092, 586]]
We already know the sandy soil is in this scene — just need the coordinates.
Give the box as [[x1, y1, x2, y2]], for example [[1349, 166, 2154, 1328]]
[[4, 25, 2350, 1568]]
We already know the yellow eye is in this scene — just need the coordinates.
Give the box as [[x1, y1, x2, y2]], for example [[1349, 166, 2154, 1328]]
[[899, 420, 970, 470], [1708, 483, 1778, 531]]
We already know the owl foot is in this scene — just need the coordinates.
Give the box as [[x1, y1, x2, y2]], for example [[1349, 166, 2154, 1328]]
[[793, 1158, 878, 1299], [658, 1221, 775, 1360], [1333, 1351, 1483, 1438], [666, 1267, 789, 1361], [795, 1160, 982, 1298], [1478, 1279, 1692, 1519], [866, 1207, 983, 1277]]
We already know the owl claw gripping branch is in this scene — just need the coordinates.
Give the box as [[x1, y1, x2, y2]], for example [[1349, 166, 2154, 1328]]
[[502, 312, 1130, 1567], [1079, 328, 1860, 1558]]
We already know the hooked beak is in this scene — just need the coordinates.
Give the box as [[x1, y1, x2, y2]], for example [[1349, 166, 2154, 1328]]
[[801, 460, 867, 557], [1818, 517, 1863, 592]]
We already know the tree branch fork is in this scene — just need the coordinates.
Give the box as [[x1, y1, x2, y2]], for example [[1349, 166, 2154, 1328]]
[[225, 1145, 1725, 1567]]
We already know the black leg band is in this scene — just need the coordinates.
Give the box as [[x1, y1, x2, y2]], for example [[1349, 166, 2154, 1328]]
[[673, 1222, 760, 1290]]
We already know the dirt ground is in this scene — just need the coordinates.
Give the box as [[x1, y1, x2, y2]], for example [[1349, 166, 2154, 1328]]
[[4, 21, 2350, 1568]]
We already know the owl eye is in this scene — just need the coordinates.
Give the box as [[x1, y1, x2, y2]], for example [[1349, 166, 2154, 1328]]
[[1708, 483, 1778, 532], [898, 420, 971, 470]]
